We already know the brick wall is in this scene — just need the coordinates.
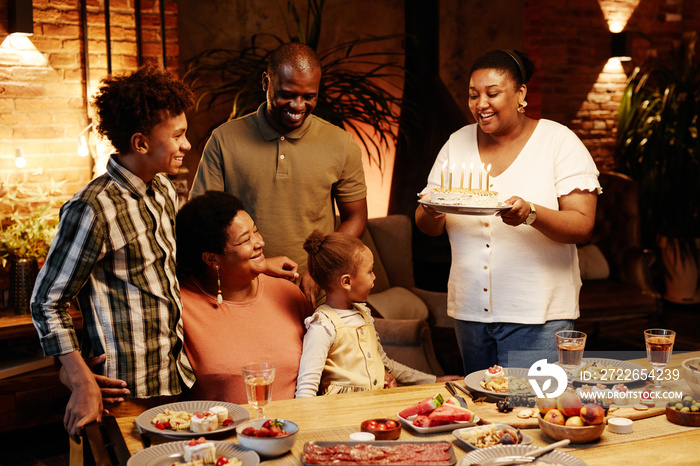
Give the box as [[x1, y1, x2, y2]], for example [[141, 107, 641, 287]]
[[523, 0, 695, 171], [1, 0, 697, 198], [0, 0, 179, 198]]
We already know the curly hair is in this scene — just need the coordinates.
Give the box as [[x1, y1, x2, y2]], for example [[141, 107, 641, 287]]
[[92, 64, 195, 156], [303, 230, 365, 291], [469, 50, 535, 88], [176, 191, 247, 278]]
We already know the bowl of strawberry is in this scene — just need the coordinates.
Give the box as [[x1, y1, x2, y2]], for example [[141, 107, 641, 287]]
[[361, 418, 401, 440], [235, 418, 298, 457]]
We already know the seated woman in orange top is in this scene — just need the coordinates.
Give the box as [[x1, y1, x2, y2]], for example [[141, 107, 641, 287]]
[[176, 191, 314, 404]]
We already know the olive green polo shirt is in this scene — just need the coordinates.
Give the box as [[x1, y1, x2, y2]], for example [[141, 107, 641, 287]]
[[190, 104, 367, 272]]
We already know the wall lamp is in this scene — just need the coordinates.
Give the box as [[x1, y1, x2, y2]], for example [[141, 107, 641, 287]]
[[611, 31, 631, 61], [9, 0, 34, 36], [78, 123, 93, 158], [15, 148, 27, 168]]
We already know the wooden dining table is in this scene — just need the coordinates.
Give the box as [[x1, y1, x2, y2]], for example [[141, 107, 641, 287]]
[[118, 351, 700, 465]]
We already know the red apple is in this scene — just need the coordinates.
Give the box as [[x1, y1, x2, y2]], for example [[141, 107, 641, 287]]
[[543, 409, 566, 426], [536, 397, 558, 416], [557, 391, 583, 418], [580, 403, 605, 426], [565, 415, 585, 427]]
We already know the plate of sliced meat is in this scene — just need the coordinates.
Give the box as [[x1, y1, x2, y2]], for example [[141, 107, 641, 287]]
[[301, 441, 456, 465]]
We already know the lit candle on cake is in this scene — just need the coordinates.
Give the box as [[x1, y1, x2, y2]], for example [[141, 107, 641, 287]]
[[469, 162, 473, 189], [485, 163, 492, 190], [440, 160, 447, 189], [479, 163, 484, 189], [449, 164, 455, 191], [460, 163, 465, 188]]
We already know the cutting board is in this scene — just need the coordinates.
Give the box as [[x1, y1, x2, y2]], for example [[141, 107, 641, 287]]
[[469, 401, 665, 429]]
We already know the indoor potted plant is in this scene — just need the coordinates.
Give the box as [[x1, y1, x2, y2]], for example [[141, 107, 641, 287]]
[[0, 179, 66, 314], [616, 35, 700, 305], [182, 0, 406, 169]]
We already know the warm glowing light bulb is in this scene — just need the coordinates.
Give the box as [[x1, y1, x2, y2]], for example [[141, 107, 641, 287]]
[[14, 148, 27, 168], [608, 21, 625, 34], [78, 135, 90, 157]]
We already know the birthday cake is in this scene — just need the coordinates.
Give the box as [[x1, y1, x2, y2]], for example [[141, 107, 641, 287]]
[[430, 188, 499, 208]]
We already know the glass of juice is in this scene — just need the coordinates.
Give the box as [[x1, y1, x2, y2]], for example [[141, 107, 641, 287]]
[[242, 362, 276, 419], [556, 330, 587, 389], [644, 329, 675, 393]]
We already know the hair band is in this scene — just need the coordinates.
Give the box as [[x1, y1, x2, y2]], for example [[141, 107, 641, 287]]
[[500, 49, 526, 83]]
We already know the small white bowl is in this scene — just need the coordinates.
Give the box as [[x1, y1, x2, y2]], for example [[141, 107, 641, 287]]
[[236, 418, 299, 457], [682, 358, 700, 395]]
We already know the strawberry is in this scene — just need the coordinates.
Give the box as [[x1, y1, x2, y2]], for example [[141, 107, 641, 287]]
[[255, 426, 271, 437], [222, 419, 233, 427], [188, 437, 205, 447], [269, 425, 284, 437], [241, 427, 256, 437], [215, 457, 229, 466]]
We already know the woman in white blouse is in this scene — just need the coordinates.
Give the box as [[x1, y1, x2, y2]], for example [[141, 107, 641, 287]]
[[415, 49, 601, 375]]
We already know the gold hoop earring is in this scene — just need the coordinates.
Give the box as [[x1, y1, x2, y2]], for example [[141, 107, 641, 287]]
[[215, 264, 223, 304], [518, 101, 528, 113]]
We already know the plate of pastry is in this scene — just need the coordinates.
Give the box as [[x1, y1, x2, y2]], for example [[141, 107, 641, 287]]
[[135, 400, 250, 438]]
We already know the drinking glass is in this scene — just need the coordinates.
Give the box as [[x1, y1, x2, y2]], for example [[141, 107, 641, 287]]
[[556, 330, 587, 389], [242, 362, 276, 419], [644, 329, 676, 393]]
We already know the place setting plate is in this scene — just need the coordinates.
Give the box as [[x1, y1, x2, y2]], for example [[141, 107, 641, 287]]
[[127, 440, 260, 466], [457, 444, 587, 466], [464, 368, 535, 398], [417, 199, 513, 216], [135, 400, 250, 439]]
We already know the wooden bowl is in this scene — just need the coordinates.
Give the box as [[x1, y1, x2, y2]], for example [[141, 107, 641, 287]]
[[538, 416, 605, 443], [360, 418, 401, 440], [666, 407, 700, 427]]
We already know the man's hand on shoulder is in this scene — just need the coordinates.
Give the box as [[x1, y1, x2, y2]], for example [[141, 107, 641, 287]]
[[300, 271, 321, 306], [264, 256, 299, 281]]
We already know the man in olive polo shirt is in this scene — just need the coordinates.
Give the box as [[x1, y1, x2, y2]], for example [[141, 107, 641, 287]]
[[190, 42, 368, 303]]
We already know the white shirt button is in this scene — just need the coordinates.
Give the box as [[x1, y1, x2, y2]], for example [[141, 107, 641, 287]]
[[367, 352, 372, 358], [280, 154, 285, 160], [280, 136, 285, 141], [359, 328, 364, 334]]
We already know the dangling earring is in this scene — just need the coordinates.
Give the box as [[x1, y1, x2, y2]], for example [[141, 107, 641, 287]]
[[215, 264, 223, 304], [518, 101, 528, 113]]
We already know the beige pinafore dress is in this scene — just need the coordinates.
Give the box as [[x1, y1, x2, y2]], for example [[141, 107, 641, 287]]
[[317, 303, 386, 395]]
